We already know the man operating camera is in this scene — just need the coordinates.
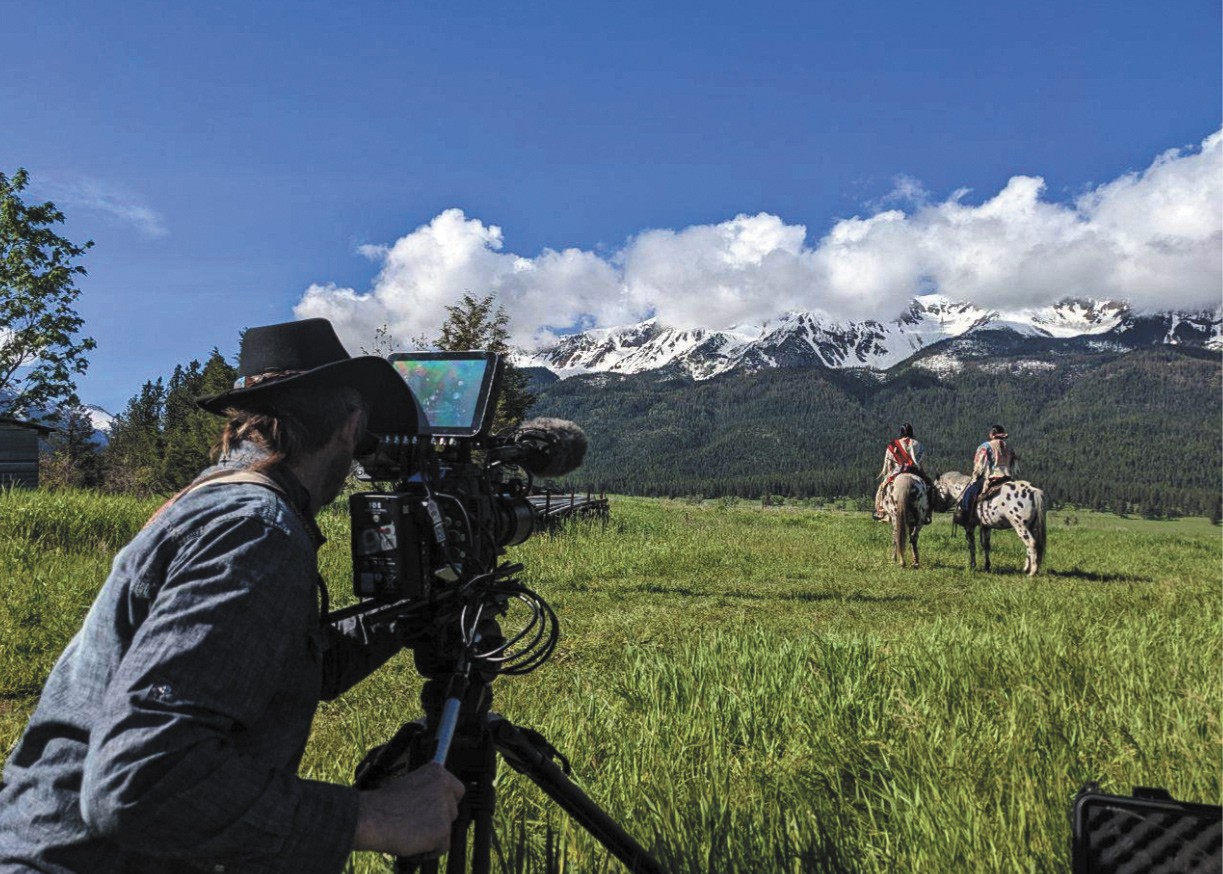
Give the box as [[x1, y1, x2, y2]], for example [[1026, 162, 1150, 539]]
[[0, 319, 465, 873]]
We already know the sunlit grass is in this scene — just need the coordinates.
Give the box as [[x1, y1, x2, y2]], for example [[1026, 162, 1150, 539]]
[[2, 492, 1219, 873]]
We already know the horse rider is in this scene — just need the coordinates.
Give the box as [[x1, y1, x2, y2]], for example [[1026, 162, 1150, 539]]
[[957, 425, 1019, 523], [873, 422, 933, 523]]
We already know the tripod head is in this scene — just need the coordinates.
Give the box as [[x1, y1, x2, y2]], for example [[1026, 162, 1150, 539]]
[[406, 561, 559, 681], [351, 560, 559, 777]]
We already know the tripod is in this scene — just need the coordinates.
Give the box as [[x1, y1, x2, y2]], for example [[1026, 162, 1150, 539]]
[[350, 582, 663, 874]]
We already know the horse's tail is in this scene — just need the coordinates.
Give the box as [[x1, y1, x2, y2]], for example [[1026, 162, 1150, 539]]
[[1031, 488, 1047, 570], [891, 476, 915, 556]]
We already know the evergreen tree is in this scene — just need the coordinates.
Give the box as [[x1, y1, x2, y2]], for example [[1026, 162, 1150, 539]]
[[103, 349, 237, 493], [103, 379, 166, 494], [165, 349, 235, 487], [161, 357, 215, 489], [39, 404, 103, 490], [433, 292, 535, 431], [164, 362, 203, 433]]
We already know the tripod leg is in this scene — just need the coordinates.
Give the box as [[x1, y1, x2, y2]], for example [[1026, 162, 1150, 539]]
[[396, 856, 437, 874], [489, 719, 663, 874], [429, 718, 499, 874], [466, 738, 497, 874], [443, 810, 470, 874]]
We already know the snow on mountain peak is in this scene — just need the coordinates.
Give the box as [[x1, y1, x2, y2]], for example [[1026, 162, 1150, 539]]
[[84, 405, 115, 434], [517, 296, 1218, 380]]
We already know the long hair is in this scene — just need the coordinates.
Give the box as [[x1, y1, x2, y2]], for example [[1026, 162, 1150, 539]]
[[215, 386, 365, 471]]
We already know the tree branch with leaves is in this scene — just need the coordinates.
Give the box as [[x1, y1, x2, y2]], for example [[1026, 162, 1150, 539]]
[[0, 168, 96, 419]]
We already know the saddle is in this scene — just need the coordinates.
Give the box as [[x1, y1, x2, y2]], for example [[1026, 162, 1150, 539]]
[[884, 465, 933, 490], [979, 476, 1013, 502], [955, 476, 1013, 527]]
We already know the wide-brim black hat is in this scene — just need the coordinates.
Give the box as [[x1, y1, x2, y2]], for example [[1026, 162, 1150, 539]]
[[196, 318, 428, 435]]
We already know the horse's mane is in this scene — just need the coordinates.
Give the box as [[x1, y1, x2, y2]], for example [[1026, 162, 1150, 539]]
[[936, 471, 971, 489]]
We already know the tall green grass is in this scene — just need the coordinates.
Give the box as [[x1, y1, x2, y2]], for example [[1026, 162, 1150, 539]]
[[2, 491, 1219, 873], [0, 489, 161, 709]]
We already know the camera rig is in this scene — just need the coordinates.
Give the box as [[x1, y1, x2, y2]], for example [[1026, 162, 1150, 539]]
[[350, 351, 590, 607], [332, 350, 660, 874]]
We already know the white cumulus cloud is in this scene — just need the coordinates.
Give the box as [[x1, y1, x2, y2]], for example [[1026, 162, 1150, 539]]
[[296, 128, 1222, 352], [296, 208, 623, 351]]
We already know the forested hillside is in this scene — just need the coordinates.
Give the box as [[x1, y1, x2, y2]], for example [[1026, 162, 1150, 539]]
[[527, 345, 1222, 517]]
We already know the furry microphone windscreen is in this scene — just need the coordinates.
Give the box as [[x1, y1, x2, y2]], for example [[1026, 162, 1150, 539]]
[[515, 417, 588, 477]]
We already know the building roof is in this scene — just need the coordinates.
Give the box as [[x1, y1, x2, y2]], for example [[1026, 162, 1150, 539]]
[[0, 417, 56, 435]]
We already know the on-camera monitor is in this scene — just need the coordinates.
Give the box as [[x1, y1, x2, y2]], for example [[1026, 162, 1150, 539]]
[[388, 351, 498, 438]]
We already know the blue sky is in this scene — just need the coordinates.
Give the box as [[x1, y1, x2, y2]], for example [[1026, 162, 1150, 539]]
[[4, 0, 1220, 413]]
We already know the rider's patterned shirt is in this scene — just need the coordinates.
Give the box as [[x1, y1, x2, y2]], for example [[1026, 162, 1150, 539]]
[[881, 436, 924, 477], [972, 438, 1017, 481]]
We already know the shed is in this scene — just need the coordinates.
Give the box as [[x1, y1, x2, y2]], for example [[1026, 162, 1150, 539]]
[[0, 417, 55, 488]]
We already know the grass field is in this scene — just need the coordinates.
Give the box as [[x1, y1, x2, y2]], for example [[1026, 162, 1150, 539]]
[[1, 489, 1219, 873]]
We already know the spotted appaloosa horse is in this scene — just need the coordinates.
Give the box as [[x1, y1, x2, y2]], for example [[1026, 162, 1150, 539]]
[[933, 472, 1047, 576], [878, 473, 930, 568]]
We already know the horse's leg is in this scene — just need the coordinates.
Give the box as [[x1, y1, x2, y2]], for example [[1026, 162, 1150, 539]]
[[980, 527, 992, 572], [965, 523, 976, 570], [895, 513, 908, 567], [911, 521, 921, 569], [1009, 511, 1038, 576]]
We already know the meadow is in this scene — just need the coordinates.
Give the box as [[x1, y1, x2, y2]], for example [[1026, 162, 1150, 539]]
[[1, 489, 1219, 873]]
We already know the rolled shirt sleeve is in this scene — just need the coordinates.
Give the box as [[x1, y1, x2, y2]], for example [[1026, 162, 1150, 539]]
[[80, 504, 358, 873]]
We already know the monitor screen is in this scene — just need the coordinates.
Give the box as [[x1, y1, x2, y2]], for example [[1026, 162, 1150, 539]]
[[388, 352, 498, 437]]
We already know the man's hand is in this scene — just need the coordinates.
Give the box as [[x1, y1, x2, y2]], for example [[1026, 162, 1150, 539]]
[[352, 762, 466, 857]]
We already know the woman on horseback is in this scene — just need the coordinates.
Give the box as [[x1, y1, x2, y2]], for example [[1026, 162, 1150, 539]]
[[957, 425, 1018, 522], [873, 423, 933, 523]]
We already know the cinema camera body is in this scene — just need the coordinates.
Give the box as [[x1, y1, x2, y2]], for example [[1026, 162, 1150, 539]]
[[350, 350, 586, 607]]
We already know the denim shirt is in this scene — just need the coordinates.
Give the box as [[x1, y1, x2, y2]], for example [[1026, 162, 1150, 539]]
[[0, 445, 405, 873]]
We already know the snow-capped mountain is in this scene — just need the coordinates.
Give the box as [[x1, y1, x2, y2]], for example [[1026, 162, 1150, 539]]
[[83, 404, 115, 434], [83, 404, 115, 445], [518, 296, 1221, 380]]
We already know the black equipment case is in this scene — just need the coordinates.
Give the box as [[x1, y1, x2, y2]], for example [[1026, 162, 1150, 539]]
[[1071, 782, 1222, 873]]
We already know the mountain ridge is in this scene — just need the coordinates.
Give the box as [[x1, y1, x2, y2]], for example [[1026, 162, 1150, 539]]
[[525, 342, 1222, 516], [518, 296, 1222, 380]]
